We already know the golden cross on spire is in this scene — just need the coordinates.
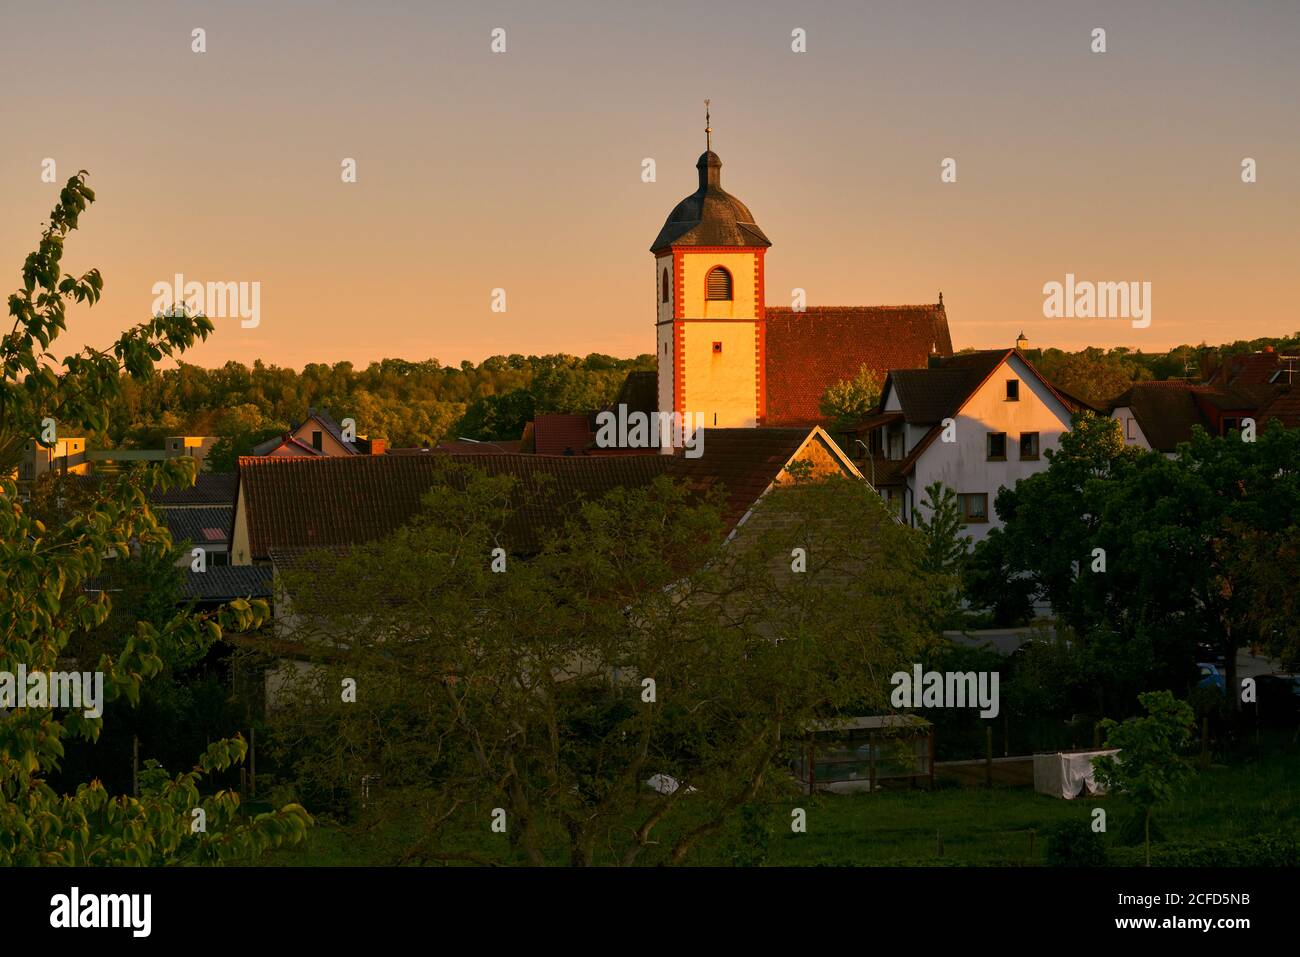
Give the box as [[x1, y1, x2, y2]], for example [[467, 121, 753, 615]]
[[704, 99, 712, 151]]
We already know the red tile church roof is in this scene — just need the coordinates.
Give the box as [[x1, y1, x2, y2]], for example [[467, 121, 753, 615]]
[[764, 305, 953, 426]]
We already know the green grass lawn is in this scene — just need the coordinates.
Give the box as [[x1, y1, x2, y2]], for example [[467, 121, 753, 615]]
[[261, 746, 1300, 867]]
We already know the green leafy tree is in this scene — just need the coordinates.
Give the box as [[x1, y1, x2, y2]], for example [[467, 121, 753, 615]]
[[818, 363, 882, 428], [0, 173, 310, 864], [269, 463, 941, 865], [1093, 691, 1196, 866], [967, 413, 1300, 713], [912, 482, 971, 624], [455, 388, 537, 441]]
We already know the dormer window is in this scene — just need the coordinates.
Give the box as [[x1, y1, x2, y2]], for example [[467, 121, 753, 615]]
[[706, 266, 733, 301], [662, 268, 670, 304]]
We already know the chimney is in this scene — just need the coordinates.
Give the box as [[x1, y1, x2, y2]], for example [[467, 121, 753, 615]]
[[369, 438, 386, 456]]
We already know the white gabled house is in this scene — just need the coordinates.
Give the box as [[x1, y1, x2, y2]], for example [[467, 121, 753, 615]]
[[851, 349, 1092, 544]]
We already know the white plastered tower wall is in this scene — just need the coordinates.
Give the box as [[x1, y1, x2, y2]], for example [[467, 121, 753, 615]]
[[655, 255, 675, 425]]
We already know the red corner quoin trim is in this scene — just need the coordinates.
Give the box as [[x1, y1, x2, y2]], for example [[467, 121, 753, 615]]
[[755, 249, 766, 423], [674, 320, 686, 417]]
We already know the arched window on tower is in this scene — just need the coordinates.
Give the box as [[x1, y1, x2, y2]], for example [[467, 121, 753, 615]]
[[706, 266, 733, 301], [662, 268, 670, 304]]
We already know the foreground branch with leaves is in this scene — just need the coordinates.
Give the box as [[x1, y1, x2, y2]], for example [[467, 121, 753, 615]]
[[0, 174, 310, 865]]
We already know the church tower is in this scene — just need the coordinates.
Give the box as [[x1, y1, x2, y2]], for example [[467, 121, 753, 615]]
[[651, 107, 771, 436]]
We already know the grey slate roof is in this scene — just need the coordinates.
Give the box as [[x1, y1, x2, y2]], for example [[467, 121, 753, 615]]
[[651, 151, 771, 251], [164, 506, 233, 547], [182, 564, 273, 601]]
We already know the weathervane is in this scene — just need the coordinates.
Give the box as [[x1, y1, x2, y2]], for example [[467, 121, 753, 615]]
[[704, 99, 712, 151]]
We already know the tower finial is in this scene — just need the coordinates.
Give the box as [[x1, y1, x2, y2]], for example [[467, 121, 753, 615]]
[[704, 98, 712, 151]]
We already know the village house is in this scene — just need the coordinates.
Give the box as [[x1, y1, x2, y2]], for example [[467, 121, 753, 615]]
[[849, 348, 1091, 542], [251, 407, 386, 457], [1111, 349, 1300, 455], [230, 426, 861, 570], [226, 426, 863, 710]]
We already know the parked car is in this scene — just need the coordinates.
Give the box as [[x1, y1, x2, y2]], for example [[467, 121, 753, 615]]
[[1196, 642, 1226, 666], [1197, 662, 1225, 694]]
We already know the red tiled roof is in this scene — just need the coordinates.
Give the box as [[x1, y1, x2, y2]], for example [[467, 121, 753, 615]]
[[532, 414, 596, 456], [1210, 352, 1300, 389], [236, 453, 672, 560], [1259, 389, 1300, 429], [764, 305, 953, 426]]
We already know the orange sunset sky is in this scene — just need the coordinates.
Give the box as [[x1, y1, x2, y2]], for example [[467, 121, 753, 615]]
[[2, 0, 1298, 369]]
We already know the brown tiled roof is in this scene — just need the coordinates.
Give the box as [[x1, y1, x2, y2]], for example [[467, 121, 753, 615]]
[[1110, 381, 1215, 452], [419, 440, 522, 454], [842, 411, 904, 433], [1258, 388, 1300, 429], [237, 453, 671, 560], [858, 453, 907, 488], [664, 428, 817, 530], [1210, 352, 1300, 389], [532, 414, 596, 456], [764, 305, 954, 426], [886, 350, 1009, 425], [883, 349, 1086, 433]]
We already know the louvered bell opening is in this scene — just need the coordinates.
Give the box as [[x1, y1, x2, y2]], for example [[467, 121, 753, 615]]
[[706, 267, 732, 301]]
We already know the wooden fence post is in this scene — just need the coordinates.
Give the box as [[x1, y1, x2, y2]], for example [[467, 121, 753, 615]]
[[985, 726, 993, 788]]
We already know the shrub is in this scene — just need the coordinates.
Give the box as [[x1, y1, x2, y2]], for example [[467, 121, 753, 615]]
[[1044, 819, 1109, 867], [1109, 833, 1298, 867]]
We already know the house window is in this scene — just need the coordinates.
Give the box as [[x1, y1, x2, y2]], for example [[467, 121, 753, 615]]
[[706, 266, 733, 301], [662, 268, 670, 304], [1125, 417, 1136, 440], [958, 493, 989, 524], [312, 430, 323, 451], [1005, 379, 1020, 401], [712, 341, 723, 354], [887, 429, 904, 460], [1019, 432, 1040, 460], [1222, 417, 1241, 436], [987, 432, 1007, 461]]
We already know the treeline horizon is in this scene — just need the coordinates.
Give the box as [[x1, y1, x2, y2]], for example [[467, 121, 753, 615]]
[[88, 332, 1299, 468]]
